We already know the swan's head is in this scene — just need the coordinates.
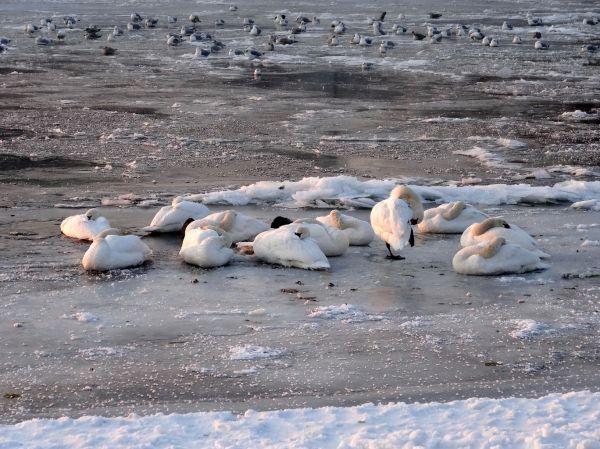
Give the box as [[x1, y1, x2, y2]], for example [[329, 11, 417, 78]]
[[441, 201, 466, 221], [390, 185, 424, 224], [85, 209, 102, 220], [294, 224, 310, 240], [220, 210, 237, 230], [328, 210, 344, 228], [94, 228, 121, 240], [476, 218, 510, 235], [478, 237, 506, 258], [271, 216, 293, 229]]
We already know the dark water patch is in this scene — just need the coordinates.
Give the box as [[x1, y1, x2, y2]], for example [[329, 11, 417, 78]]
[[0, 67, 45, 75], [89, 105, 167, 116], [226, 70, 453, 101], [0, 128, 34, 139], [0, 93, 34, 99], [0, 154, 94, 171], [258, 146, 339, 167]]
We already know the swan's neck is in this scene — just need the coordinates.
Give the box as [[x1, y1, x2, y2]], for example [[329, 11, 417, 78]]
[[473, 218, 504, 236], [219, 211, 236, 231], [478, 237, 505, 258], [441, 201, 465, 221]]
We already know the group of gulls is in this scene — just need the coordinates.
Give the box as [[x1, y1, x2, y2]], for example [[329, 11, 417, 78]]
[[60, 186, 550, 276], [3, 8, 599, 61]]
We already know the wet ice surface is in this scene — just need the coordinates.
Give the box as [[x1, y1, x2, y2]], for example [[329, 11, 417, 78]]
[[1, 204, 599, 423], [1, 0, 600, 424]]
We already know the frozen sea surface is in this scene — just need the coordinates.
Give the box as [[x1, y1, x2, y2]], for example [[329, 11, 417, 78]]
[[0, 198, 599, 423]]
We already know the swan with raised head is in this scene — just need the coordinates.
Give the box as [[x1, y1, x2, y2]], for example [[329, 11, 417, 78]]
[[142, 196, 210, 233], [460, 217, 550, 258], [453, 237, 549, 275], [185, 210, 269, 243], [253, 224, 330, 270], [316, 210, 374, 246], [370, 185, 424, 259], [417, 201, 488, 234], [179, 225, 234, 268], [82, 228, 151, 271], [61, 209, 111, 241]]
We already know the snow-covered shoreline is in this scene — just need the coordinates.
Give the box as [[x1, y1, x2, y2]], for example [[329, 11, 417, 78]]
[[2, 391, 598, 448], [181, 176, 600, 209]]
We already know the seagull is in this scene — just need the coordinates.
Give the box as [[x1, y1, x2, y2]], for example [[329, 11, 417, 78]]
[[350, 33, 361, 44], [527, 14, 543, 26], [195, 47, 210, 58], [392, 23, 407, 34], [534, 40, 549, 50], [412, 31, 426, 40], [249, 24, 261, 35], [35, 35, 53, 45], [359, 35, 373, 46], [502, 21, 513, 30], [512, 35, 522, 44], [373, 20, 385, 35], [189, 14, 201, 24], [245, 47, 263, 59], [130, 13, 143, 23], [429, 12, 442, 19], [127, 22, 141, 31], [327, 34, 340, 46], [101, 46, 117, 56], [229, 5, 238, 12]]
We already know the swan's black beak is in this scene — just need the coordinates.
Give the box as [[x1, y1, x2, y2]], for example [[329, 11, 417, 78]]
[[503, 223, 511, 229], [410, 218, 418, 225], [295, 232, 302, 238]]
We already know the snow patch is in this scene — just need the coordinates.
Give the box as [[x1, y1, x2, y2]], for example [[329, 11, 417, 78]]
[[510, 319, 550, 340], [2, 392, 600, 448], [228, 345, 283, 360], [308, 304, 384, 323]]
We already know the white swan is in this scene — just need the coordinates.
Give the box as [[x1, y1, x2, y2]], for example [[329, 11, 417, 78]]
[[291, 219, 349, 256], [253, 224, 330, 270], [460, 218, 550, 259], [370, 185, 424, 259], [179, 226, 234, 268], [453, 237, 549, 275], [142, 196, 210, 233], [316, 210, 375, 246], [417, 201, 488, 234], [82, 228, 151, 271], [186, 210, 269, 243], [60, 209, 111, 241]]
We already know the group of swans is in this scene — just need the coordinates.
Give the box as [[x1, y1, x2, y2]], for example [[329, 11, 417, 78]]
[[59, 187, 550, 276]]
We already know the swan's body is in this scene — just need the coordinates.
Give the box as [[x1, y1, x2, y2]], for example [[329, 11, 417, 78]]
[[179, 226, 233, 268], [316, 210, 374, 246], [186, 210, 269, 243], [370, 186, 423, 259], [253, 225, 330, 270], [82, 228, 151, 271], [417, 201, 488, 234], [291, 219, 349, 256], [61, 209, 111, 241], [142, 197, 210, 233], [453, 237, 549, 275], [460, 218, 550, 259]]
